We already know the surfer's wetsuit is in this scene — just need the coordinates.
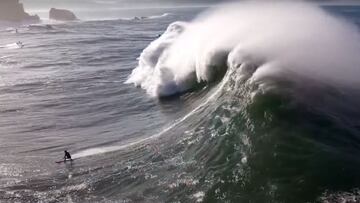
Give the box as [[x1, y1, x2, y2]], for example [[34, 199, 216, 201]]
[[64, 150, 72, 161]]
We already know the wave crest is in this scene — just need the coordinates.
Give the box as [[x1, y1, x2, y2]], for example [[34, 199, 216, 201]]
[[126, 2, 360, 97]]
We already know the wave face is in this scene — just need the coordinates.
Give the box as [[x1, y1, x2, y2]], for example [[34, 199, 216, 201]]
[[120, 2, 360, 202], [126, 2, 360, 97]]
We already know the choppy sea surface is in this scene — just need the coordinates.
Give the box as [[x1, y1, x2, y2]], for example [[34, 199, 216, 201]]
[[1, 4, 360, 203]]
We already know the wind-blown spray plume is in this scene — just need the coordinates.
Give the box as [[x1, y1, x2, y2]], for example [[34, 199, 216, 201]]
[[126, 2, 360, 97]]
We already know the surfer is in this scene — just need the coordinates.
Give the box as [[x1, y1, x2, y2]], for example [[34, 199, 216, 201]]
[[64, 150, 72, 161]]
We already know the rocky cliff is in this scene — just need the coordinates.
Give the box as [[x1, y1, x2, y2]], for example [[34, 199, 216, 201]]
[[0, 0, 40, 22], [49, 8, 78, 21]]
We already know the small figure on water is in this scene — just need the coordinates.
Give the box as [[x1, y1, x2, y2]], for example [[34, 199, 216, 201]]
[[16, 41, 24, 48], [64, 150, 72, 162]]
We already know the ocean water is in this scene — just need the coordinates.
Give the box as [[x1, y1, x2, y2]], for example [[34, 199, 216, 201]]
[[1, 3, 360, 202]]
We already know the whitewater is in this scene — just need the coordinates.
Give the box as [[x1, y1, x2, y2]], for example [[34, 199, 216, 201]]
[[126, 2, 360, 97], [1, 2, 360, 203]]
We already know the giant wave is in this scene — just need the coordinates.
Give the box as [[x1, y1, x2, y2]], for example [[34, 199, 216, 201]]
[[126, 2, 360, 97]]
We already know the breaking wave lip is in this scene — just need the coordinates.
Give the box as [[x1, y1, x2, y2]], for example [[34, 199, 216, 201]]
[[125, 1, 360, 98], [119, 13, 172, 21], [147, 13, 172, 19]]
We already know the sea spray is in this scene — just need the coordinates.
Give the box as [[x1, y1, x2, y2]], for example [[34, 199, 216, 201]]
[[125, 21, 190, 96], [126, 2, 360, 97]]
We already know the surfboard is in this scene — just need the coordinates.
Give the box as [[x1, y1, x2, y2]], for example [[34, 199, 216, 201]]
[[55, 159, 74, 164]]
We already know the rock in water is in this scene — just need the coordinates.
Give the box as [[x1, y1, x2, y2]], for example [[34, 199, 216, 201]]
[[49, 8, 78, 21], [0, 0, 40, 22]]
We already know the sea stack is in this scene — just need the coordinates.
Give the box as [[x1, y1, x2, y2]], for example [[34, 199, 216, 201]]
[[49, 8, 78, 21], [0, 0, 40, 22]]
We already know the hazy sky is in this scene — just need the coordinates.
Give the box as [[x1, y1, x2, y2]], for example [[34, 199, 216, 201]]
[[19, 0, 360, 18], [19, 0, 220, 20], [19, 0, 360, 10]]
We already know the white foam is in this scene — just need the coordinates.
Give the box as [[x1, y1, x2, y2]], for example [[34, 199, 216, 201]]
[[126, 2, 360, 97], [147, 13, 171, 19], [193, 191, 205, 202], [125, 21, 191, 96], [1, 43, 23, 49]]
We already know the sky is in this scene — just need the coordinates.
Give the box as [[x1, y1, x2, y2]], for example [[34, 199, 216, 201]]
[[19, 0, 218, 20], [19, 0, 360, 20], [20, 0, 360, 9]]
